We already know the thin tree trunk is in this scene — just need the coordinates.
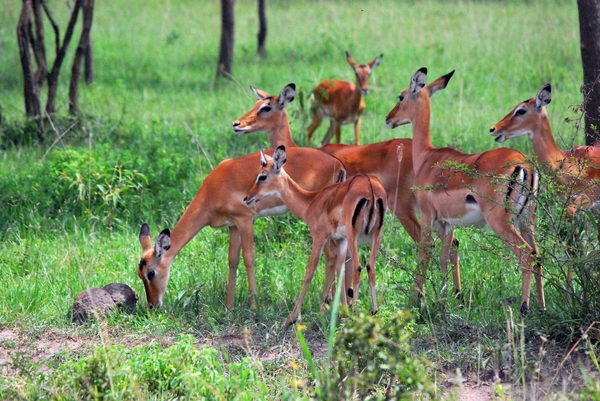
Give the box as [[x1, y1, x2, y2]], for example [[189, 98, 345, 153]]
[[84, 36, 94, 85], [17, 0, 41, 118], [46, 0, 81, 114], [257, 0, 267, 57], [32, 0, 47, 88], [69, 0, 94, 114], [577, 0, 600, 145], [217, 0, 235, 78]]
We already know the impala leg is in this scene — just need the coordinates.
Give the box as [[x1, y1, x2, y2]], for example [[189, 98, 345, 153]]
[[354, 116, 361, 146], [337, 240, 350, 307], [488, 218, 537, 315], [321, 239, 338, 306], [306, 109, 323, 147], [320, 119, 336, 146], [518, 219, 546, 311], [391, 202, 421, 244], [436, 223, 461, 298], [237, 220, 257, 310], [347, 233, 361, 311], [286, 239, 326, 326], [414, 224, 434, 302], [333, 121, 342, 144], [226, 226, 242, 310], [366, 229, 384, 315]]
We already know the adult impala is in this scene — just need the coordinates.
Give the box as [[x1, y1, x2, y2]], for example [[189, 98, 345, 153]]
[[137, 147, 345, 309], [306, 51, 383, 147], [490, 83, 600, 220], [385, 68, 545, 315], [244, 146, 387, 326]]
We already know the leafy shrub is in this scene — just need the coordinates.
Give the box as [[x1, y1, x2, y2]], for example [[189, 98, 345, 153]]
[[301, 311, 435, 401]]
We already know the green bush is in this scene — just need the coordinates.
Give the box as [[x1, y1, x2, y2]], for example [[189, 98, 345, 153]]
[[303, 311, 435, 401]]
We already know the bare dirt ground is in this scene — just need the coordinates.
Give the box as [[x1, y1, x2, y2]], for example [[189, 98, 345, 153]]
[[0, 326, 595, 400]]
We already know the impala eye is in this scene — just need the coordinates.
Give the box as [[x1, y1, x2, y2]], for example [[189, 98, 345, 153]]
[[259, 104, 272, 113], [147, 270, 155, 280], [257, 174, 267, 182], [398, 94, 405, 102], [515, 108, 527, 116]]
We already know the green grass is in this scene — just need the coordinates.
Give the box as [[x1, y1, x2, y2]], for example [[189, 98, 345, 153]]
[[1, 0, 599, 399]]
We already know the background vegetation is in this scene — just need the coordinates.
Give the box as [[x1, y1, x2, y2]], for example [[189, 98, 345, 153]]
[[1, 0, 598, 399]]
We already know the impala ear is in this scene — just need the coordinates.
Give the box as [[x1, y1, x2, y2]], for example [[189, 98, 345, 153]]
[[155, 228, 171, 259], [139, 223, 152, 251], [410, 67, 427, 95], [369, 54, 383, 69], [277, 84, 296, 110], [250, 85, 269, 100], [427, 70, 454, 97], [535, 83, 551, 110], [345, 50, 356, 66], [273, 145, 287, 172]]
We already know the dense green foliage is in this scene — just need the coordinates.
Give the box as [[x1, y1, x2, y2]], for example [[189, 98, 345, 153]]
[[1, 0, 599, 399]]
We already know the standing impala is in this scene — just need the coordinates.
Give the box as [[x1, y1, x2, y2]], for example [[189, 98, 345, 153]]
[[385, 68, 545, 315], [137, 146, 345, 310], [306, 51, 383, 147], [244, 146, 387, 326], [490, 83, 600, 221]]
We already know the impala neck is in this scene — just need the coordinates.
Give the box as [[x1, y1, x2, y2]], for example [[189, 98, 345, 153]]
[[275, 172, 315, 221], [410, 97, 434, 173], [267, 109, 297, 148], [350, 78, 364, 109], [530, 113, 565, 169], [163, 193, 211, 264]]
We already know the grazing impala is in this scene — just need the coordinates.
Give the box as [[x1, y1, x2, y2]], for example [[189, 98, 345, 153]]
[[137, 147, 345, 310], [385, 68, 545, 315], [244, 146, 387, 326], [307, 51, 383, 147], [490, 83, 600, 222]]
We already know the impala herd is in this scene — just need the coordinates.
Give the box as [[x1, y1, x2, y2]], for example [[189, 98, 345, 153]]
[[137, 52, 600, 325]]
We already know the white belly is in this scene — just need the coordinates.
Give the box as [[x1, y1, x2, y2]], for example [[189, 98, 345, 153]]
[[441, 203, 487, 228], [254, 205, 289, 219]]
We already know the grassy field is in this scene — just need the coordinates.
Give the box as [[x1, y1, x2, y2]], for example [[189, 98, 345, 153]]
[[1, 0, 599, 399]]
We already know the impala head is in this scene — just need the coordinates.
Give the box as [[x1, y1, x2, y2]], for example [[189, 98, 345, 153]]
[[243, 145, 287, 206], [232, 84, 296, 134], [137, 223, 172, 308], [385, 68, 455, 128], [490, 84, 552, 143], [346, 50, 383, 95]]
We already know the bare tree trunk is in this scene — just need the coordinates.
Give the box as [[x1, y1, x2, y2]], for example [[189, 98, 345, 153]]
[[17, 0, 41, 118], [69, 0, 94, 114], [257, 0, 267, 57], [31, 0, 47, 87], [217, 0, 235, 78], [577, 0, 600, 145], [84, 36, 94, 85], [46, 0, 82, 114]]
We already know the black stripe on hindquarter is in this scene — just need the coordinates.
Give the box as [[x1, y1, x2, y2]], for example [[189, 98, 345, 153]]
[[505, 166, 523, 213], [376, 198, 385, 230], [353, 198, 369, 229]]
